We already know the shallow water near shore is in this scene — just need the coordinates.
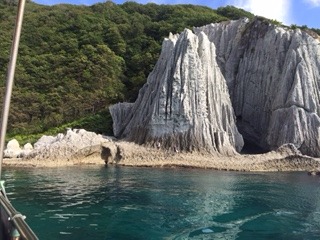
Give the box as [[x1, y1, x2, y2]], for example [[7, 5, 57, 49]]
[[2, 165, 320, 239]]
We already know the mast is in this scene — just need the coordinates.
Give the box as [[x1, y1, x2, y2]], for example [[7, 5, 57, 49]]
[[0, 2, 39, 239], [0, 0, 26, 180]]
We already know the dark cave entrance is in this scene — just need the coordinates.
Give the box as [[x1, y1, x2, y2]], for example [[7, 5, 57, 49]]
[[240, 138, 268, 155], [236, 115, 268, 155]]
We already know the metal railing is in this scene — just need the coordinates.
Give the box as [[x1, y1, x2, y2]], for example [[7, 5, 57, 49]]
[[0, 182, 38, 240]]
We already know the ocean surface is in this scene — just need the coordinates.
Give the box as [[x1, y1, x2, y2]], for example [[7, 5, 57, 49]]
[[2, 165, 320, 239]]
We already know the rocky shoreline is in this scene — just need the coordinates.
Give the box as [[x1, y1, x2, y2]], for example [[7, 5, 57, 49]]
[[3, 129, 320, 172], [3, 147, 320, 172]]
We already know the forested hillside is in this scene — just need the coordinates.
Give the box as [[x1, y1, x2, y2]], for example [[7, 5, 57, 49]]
[[0, 1, 316, 142]]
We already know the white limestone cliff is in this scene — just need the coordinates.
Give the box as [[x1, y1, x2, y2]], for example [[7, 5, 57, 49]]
[[111, 17, 320, 157], [110, 30, 244, 155], [195, 17, 320, 156]]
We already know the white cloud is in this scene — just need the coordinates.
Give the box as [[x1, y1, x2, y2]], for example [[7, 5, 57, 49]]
[[229, 0, 292, 24], [304, 0, 320, 7]]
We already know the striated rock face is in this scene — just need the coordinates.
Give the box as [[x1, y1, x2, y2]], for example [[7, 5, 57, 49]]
[[195, 17, 320, 156], [110, 30, 244, 155], [111, 17, 320, 157]]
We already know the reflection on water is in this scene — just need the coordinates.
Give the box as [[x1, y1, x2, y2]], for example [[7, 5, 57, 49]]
[[3, 166, 320, 239]]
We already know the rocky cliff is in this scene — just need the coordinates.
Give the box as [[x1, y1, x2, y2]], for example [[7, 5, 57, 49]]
[[195, 17, 320, 156], [110, 30, 243, 155], [110, 17, 320, 157]]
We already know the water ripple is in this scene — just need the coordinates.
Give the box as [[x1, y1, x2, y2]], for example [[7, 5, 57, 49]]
[[2, 167, 320, 240]]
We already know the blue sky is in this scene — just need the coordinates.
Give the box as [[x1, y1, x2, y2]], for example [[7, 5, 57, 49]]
[[33, 0, 320, 29]]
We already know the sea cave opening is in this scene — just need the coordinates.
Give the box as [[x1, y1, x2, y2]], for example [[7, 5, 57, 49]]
[[240, 138, 268, 155]]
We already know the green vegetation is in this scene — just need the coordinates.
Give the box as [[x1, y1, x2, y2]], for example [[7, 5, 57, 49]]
[[270, 19, 282, 26], [7, 109, 113, 144], [290, 24, 298, 30], [311, 28, 320, 35], [216, 5, 254, 20], [0, 1, 319, 143]]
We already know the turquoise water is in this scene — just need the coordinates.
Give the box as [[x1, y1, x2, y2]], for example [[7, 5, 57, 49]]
[[2, 166, 320, 239]]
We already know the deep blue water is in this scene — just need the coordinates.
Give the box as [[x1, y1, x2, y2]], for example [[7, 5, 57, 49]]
[[2, 166, 320, 239]]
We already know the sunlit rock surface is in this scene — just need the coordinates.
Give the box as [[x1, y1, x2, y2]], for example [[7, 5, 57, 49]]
[[4, 139, 34, 158], [4, 139, 21, 158], [110, 30, 243, 155], [26, 129, 109, 161]]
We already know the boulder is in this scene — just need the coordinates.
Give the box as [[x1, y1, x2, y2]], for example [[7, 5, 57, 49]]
[[19, 143, 34, 158], [23, 143, 33, 151], [25, 129, 110, 161], [4, 139, 22, 158]]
